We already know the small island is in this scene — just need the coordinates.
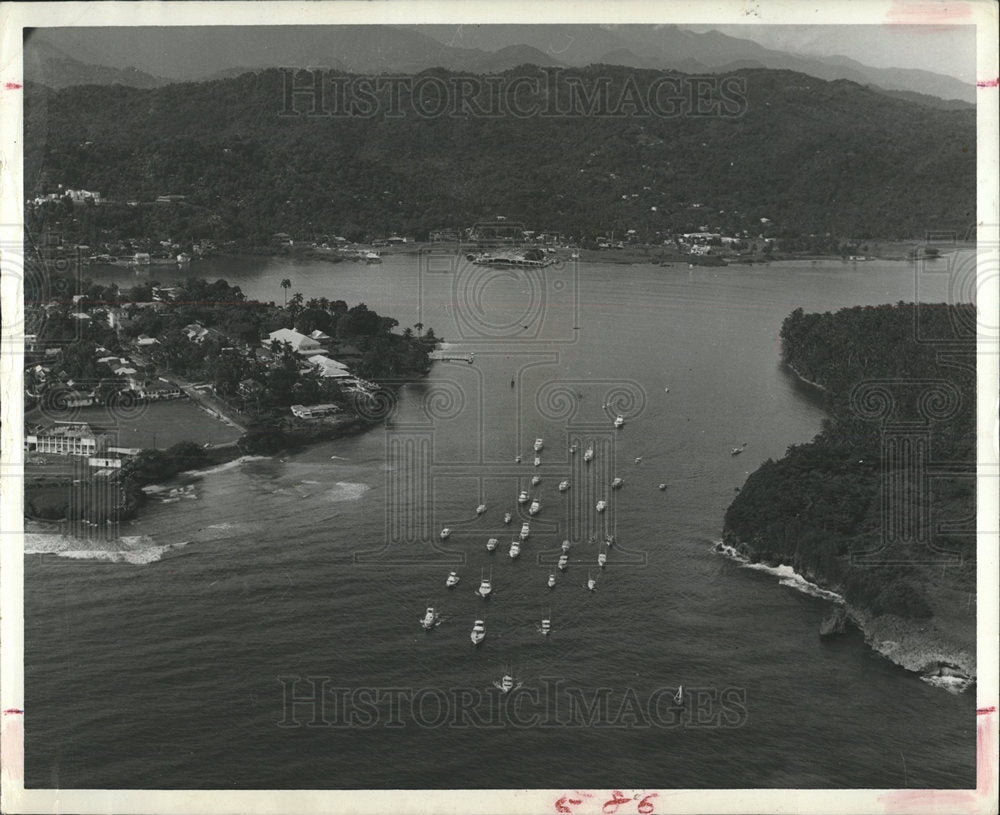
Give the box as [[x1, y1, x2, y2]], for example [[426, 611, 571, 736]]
[[722, 303, 976, 685]]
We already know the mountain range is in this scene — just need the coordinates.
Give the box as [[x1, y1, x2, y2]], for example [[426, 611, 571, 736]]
[[22, 24, 974, 106]]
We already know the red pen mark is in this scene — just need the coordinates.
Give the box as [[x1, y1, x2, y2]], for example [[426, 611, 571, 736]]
[[602, 790, 632, 814], [555, 791, 593, 813], [3, 708, 23, 715], [1, 715, 24, 782], [880, 708, 996, 812], [885, 1, 973, 26], [977, 78, 999, 88], [2, 81, 22, 91], [637, 794, 659, 815], [978, 706, 997, 715]]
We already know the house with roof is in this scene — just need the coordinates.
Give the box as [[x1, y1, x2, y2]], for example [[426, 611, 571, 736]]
[[265, 328, 322, 356], [309, 329, 332, 342], [25, 422, 107, 456], [308, 354, 351, 378]]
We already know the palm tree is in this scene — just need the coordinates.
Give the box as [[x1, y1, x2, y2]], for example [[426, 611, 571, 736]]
[[414, 322, 424, 338], [280, 278, 292, 306]]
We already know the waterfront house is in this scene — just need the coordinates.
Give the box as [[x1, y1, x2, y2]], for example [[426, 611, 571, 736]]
[[309, 329, 332, 342]]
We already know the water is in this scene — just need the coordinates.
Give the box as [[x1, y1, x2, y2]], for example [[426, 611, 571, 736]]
[[24, 254, 976, 789]]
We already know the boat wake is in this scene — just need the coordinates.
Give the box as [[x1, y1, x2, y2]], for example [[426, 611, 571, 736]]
[[327, 481, 371, 502], [24, 532, 191, 565], [713, 541, 845, 604]]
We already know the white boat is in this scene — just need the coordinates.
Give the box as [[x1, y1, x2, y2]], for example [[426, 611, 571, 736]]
[[540, 612, 551, 636], [446, 571, 460, 588], [477, 568, 492, 598], [598, 550, 607, 568], [470, 619, 486, 645], [596, 500, 607, 513], [440, 527, 451, 540], [509, 540, 521, 559], [515, 455, 522, 463], [520, 522, 530, 539], [486, 537, 498, 552], [558, 554, 568, 571], [561, 539, 571, 553], [730, 447, 743, 456], [570, 442, 579, 454], [528, 499, 541, 516], [587, 572, 597, 591], [547, 572, 556, 588], [476, 503, 487, 515], [533, 456, 541, 467], [658, 483, 667, 491], [558, 480, 570, 492], [611, 477, 624, 489], [531, 475, 541, 486], [673, 685, 683, 705], [503, 512, 512, 524], [614, 415, 625, 428], [420, 606, 438, 630], [499, 673, 515, 692], [518, 490, 529, 504], [534, 438, 544, 452], [584, 445, 594, 462], [605, 534, 615, 548]]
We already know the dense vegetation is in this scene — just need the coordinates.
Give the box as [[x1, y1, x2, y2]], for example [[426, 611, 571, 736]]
[[24, 65, 974, 246], [723, 304, 975, 620]]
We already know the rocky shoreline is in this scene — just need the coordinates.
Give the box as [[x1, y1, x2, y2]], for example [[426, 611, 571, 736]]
[[717, 538, 976, 691]]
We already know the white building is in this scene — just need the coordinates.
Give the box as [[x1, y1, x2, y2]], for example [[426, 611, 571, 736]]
[[307, 354, 351, 378], [25, 423, 107, 456], [290, 403, 341, 419], [265, 328, 322, 356]]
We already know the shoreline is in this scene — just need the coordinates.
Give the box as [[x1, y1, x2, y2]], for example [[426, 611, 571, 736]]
[[715, 540, 976, 691], [782, 361, 828, 392]]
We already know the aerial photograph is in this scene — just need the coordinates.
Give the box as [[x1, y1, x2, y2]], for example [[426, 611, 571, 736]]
[[2, 3, 996, 813]]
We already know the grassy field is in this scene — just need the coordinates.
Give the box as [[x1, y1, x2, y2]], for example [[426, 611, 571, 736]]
[[27, 399, 243, 450]]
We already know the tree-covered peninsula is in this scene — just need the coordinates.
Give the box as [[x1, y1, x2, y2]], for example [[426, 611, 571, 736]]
[[723, 303, 976, 679]]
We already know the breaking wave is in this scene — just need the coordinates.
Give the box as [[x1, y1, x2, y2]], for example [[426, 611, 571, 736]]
[[713, 540, 845, 604], [24, 533, 191, 565], [327, 482, 370, 502]]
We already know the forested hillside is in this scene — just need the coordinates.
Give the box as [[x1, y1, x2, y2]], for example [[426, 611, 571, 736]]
[[24, 65, 975, 246], [724, 304, 975, 625]]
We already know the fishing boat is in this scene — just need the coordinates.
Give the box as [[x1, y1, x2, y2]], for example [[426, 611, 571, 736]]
[[440, 527, 451, 540], [598, 549, 607, 568], [503, 512, 512, 525], [534, 438, 544, 452], [540, 609, 551, 636], [730, 447, 743, 456], [584, 445, 594, 462], [533, 456, 541, 467], [561, 539, 571, 553], [587, 572, 597, 591], [486, 537, 498, 552], [509, 539, 521, 559], [658, 483, 667, 491], [493, 665, 520, 692], [446, 571, 460, 588], [558, 554, 569, 571], [420, 606, 438, 630], [611, 477, 624, 489], [470, 619, 486, 645], [518, 490, 529, 504], [477, 568, 492, 598], [528, 499, 541, 516], [547, 572, 557, 588], [614, 415, 625, 428], [520, 522, 530, 539], [531, 475, 541, 486], [476, 503, 487, 515], [596, 500, 607, 513], [558, 480, 570, 492]]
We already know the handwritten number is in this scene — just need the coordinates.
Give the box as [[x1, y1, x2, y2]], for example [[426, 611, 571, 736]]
[[637, 793, 658, 814]]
